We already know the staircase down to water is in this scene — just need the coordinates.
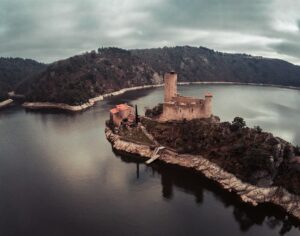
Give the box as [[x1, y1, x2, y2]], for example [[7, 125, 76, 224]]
[[146, 146, 165, 165]]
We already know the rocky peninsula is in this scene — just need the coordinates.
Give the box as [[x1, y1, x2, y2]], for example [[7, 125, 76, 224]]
[[105, 116, 300, 222], [105, 71, 300, 222]]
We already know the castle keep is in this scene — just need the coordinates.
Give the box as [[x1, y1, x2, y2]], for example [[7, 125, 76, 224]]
[[160, 72, 213, 121]]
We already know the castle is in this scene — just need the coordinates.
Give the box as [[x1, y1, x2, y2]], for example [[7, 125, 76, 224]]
[[109, 71, 213, 126], [159, 71, 213, 121]]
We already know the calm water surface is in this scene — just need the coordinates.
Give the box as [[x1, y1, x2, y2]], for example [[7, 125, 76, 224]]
[[1, 85, 300, 236]]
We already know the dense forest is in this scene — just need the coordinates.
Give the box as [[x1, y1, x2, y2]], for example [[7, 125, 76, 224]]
[[16, 48, 160, 105], [0, 58, 45, 101], [132, 46, 300, 85], [142, 116, 300, 195], [15, 46, 300, 105]]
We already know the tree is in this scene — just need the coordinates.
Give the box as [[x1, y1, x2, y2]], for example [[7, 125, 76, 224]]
[[231, 117, 246, 131], [254, 125, 262, 133]]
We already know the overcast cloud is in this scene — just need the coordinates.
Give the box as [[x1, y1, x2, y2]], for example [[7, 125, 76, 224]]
[[0, 0, 300, 64]]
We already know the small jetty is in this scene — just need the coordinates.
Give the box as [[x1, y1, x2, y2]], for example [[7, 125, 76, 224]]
[[145, 146, 165, 165]]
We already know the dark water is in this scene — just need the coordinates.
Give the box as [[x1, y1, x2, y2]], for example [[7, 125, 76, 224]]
[[1, 85, 300, 236]]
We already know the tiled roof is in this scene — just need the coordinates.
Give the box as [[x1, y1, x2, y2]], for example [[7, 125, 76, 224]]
[[116, 104, 131, 111], [110, 103, 132, 114]]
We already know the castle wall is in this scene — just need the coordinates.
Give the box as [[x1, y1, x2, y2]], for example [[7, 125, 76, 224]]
[[160, 71, 213, 121], [161, 102, 210, 121], [172, 96, 199, 104]]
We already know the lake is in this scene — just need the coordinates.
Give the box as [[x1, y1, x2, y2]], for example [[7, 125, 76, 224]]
[[1, 84, 300, 236]]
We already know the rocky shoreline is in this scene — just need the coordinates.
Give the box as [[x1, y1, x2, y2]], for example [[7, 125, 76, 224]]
[[22, 101, 94, 111], [105, 126, 300, 221], [22, 84, 163, 112], [0, 99, 14, 110]]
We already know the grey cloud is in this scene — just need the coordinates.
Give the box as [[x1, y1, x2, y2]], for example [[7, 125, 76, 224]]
[[154, 0, 271, 32], [0, 0, 300, 64], [273, 42, 300, 59]]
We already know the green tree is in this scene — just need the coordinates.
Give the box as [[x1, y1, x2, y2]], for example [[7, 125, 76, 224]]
[[232, 117, 246, 128], [254, 125, 262, 133]]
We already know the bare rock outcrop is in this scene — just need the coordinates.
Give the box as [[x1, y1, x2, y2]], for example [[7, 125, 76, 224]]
[[0, 99, 13, 110], [105, 127, 300, 221]]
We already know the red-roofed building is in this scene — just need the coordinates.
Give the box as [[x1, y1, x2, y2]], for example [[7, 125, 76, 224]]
[[110, 108, 119, 114], [110, 103, 135, 127]]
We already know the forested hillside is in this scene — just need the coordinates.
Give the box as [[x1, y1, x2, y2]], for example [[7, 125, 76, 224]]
[[16, 46, 300, 105], [0, 58, 45, 101]]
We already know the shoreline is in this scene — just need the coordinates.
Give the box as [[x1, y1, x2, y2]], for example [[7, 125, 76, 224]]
[[22, 84, 163, 112], [22, 81, 300, 112], [0, 99, 14, 110], [105, 126, 300, 222]]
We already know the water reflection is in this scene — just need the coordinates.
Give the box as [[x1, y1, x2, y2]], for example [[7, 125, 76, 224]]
[[1, 84, 300, 235], [116, 152, 300, 235]]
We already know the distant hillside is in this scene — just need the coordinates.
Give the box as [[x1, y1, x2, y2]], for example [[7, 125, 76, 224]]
[[0, 58, 46, 101], [17, 46, 300, 105], [17, 48, 161, 105], [132, 46, 300, 85]]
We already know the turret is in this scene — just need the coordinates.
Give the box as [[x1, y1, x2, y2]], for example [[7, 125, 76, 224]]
[[204, 92, 213, 117], [164, 71, 177, 102]]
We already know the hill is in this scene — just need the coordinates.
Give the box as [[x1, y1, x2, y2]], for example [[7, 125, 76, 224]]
[[17, 48, 161, 105], [132, 46, 300, 85], [0, 58, 46, 101], [17, 46, 300, 105]]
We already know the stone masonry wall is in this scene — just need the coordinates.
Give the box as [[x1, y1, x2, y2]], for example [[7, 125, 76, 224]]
[[160, 102, 210, 121]]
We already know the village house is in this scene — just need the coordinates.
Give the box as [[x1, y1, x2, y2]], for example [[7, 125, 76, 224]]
[[109, 103, 135, 127]]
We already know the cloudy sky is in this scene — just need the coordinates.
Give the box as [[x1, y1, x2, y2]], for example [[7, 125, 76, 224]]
[[0, 0, 300, 64]]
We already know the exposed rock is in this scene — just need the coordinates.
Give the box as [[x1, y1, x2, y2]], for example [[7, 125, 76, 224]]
[[22, 84, 163, 112], [22, 101, 94, 112], [105, 126, 300, 222], [141, 117, 300, 194], [0, 99, 13, 110], [106, 128, 152, 158]]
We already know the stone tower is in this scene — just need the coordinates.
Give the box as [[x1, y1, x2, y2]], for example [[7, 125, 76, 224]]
[[164, 71, 177, 102], [204, 92, 213, 117]]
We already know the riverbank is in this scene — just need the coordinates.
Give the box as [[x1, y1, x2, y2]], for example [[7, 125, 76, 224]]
[[105, 126, 300, 221], [21, 81, 300, 112], [22, 84, 163, 112], [22, 101, 94, 112], [0, 99, 14, 110]]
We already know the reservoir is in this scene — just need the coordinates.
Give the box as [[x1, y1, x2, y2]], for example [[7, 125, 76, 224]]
[[1, 84, 300, 235]]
